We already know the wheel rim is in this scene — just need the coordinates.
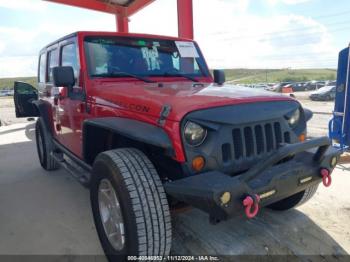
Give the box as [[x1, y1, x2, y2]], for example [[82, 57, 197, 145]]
[[98, 179, 125, 251], [37, 128, 44, 162]]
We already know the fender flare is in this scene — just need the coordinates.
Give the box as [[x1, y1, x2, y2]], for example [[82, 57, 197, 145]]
[[83, 117, 174, 163], [304, 108, 313, 122], [32, 100, 54, 135]]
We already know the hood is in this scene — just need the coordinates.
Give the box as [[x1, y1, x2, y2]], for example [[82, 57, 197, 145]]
[[92, 81, 295, 122]]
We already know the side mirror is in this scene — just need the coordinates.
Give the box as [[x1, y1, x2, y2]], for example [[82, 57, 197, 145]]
[[53, 66, 75, 88], [213, 70, 226, 85]]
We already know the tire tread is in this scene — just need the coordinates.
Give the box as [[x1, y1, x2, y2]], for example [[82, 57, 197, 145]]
[[102, 148, 171, 257]]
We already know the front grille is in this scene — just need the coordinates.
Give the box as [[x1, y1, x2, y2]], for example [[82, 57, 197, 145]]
[[231, 121, 289, 160]]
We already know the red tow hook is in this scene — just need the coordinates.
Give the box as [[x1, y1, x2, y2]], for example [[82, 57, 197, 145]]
[[243, 194, 260, 219], [321, 168, 332, 187]]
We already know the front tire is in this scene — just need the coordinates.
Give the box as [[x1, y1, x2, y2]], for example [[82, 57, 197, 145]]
[[90, 148, 172, 261], [35, 118, 58, 171], [267, 184, 318, 211]]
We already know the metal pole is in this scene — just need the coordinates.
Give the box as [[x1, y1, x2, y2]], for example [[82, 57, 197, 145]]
[[116, 14, 129, 33], [342, 43, 350, 135], [177, 0, 194, 39]]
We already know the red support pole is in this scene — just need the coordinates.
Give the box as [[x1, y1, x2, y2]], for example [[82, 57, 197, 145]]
[[116, 14, 129, 33], [177, 0, 194, 39]]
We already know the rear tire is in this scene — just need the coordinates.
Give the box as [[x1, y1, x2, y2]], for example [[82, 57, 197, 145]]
[[267, 184, 318, 211], [35, 118, 58, 171], [90, 148, 172, 261]]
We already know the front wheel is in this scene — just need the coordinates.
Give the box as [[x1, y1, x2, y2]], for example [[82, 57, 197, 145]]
[[90, 148, 172, 261], [267, 184, 318, 211]]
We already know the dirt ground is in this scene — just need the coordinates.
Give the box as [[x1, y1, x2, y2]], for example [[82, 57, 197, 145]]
[[0, 95, 349, 259]]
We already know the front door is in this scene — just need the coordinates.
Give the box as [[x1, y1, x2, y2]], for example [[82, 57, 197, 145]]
[[13, 81, 39, 118], [55, 41, 87, 158]]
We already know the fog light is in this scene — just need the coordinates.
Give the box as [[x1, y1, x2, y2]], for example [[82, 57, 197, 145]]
[[192, 156, 205, 172], [299, 134, 306, 142], [331, 157, 338, 168], [220, 192, 231, 205]]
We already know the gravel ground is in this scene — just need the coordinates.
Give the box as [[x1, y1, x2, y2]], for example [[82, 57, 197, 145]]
[[0, 97, 28, 126]]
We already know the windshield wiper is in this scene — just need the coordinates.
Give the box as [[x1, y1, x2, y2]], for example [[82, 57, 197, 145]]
[[163, 72, 199, 82], [91, 72, 155, 83]]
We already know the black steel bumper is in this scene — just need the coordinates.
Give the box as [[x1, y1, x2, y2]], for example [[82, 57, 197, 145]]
[[164, 137, 341, 221]]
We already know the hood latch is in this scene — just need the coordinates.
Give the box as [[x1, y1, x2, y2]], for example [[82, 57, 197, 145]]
[[158, 105, 172, 126]]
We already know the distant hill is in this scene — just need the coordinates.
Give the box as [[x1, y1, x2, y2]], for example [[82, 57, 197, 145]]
[[224, 69, 337, 84], [0, 77, 37, 90], [0, 69, 337, 90]]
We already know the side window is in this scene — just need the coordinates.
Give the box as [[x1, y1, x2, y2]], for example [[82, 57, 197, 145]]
[[61, 43, 79, 79], [47, 49, 58, 83], [38, 53, 46, 83]]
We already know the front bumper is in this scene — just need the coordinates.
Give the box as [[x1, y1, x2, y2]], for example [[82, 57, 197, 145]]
[[164, 137, 340, 221]]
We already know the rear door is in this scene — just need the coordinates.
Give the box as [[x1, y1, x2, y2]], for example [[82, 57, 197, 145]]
[[13, 81, 39, 118]]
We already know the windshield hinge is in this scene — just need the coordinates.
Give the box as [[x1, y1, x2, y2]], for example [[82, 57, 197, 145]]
[[158, 105, 172, 126]]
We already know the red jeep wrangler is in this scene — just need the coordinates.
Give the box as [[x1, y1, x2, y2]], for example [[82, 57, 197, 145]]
[[14, 31, 339, 259]]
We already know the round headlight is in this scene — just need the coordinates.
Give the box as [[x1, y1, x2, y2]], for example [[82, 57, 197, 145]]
[[184, 121, 207, 147], [288, 109, 301, 127]]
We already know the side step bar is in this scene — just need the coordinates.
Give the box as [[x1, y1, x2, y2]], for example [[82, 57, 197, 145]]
[[52, 140, 92, 187], [51, 152, 90, 187]]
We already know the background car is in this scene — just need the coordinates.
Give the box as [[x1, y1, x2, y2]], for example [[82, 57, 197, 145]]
[[309, 85, 336, 101], [266, 82, 292, 92], [0, 89, 14, 96], [252, 84, 269, 89], [304, 81, 326, 91], [283, 83, 306, 92]]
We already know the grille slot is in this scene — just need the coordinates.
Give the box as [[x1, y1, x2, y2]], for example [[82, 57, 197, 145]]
[[244, 127, 254, 157], [255, 125, 264, 154], [222, 143, 232, 163], [232, 129, 244, 159], [231, 121, 288, 160], [265, 124, 274, 152], [284, 132, 291, 143], [274, 122, 282, 145]]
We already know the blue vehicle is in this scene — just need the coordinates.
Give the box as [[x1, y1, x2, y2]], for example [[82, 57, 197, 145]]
[[329, 45, 350, 151]]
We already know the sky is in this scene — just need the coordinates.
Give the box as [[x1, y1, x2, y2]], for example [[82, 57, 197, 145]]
[[0, 0, 349, 77]]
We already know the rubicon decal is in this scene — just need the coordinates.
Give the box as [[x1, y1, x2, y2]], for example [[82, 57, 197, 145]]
[[115, 101, 151, 113]]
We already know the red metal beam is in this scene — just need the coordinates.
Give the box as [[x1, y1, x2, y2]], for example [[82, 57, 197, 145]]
[[177, 0, 194, 39], [45, 0, 125, 14], [45, 0, 194, 38], [126, 0, 155, 16], [116, 14, 129, 32]]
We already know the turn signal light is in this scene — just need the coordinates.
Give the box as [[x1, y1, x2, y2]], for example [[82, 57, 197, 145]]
[[299, 134, 306, 142], [192, 156, 205, 172]]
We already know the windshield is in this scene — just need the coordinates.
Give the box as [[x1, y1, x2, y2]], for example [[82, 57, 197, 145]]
[[84, 36, 210, 79]]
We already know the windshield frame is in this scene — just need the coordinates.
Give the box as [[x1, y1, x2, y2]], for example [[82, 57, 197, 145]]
[[83, 35, 211, 81]]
